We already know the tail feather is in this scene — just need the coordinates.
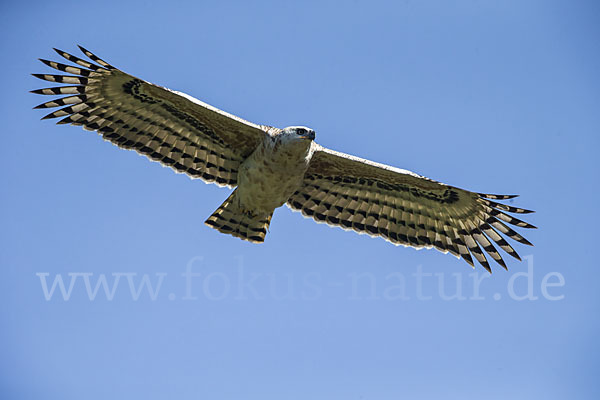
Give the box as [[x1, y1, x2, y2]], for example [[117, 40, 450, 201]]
[[205, 190, 273, 243]]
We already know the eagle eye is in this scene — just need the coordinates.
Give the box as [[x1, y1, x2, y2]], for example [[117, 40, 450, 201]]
[[296, 128, 306, 135]]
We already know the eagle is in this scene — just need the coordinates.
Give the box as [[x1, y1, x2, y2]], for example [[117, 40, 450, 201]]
[[32, 46, 535, 272]]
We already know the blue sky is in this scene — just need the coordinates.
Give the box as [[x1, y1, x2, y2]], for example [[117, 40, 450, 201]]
[[1, 0, 599, 399]]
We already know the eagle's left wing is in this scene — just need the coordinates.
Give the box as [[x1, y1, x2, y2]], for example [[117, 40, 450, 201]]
[[32, 46, 274, 187], [287, 145, 535, 272]]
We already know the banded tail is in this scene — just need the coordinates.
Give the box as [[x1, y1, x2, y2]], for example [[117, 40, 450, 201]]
[[204, 190, 273, 243]]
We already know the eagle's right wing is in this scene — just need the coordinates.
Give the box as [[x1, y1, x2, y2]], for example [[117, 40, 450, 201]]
[[32, 46, 274, 187], [288, 145, 535, 272]]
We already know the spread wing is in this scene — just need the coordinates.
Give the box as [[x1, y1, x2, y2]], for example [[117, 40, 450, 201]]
[[288, 145, 536, 272], [32, 46, 274, 187]]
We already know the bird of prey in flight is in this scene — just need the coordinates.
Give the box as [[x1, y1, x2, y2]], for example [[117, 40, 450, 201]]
[[32, 46, 535, 272]]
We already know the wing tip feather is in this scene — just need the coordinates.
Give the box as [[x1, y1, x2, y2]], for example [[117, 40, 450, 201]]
[[478, 193, 519, 200]]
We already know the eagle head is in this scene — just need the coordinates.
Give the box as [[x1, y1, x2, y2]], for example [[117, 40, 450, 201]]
[[281, 126, 316, 142]]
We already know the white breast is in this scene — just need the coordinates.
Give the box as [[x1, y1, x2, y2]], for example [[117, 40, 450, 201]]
[[236, 138, 313, 214]]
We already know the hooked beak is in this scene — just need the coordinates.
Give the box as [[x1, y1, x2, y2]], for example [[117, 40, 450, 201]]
[[301, 130, 316, 140]]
